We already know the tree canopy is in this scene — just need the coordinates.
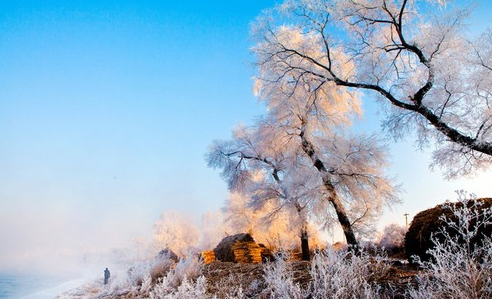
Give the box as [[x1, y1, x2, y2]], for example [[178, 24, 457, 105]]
[[252, 0, 492, 178]]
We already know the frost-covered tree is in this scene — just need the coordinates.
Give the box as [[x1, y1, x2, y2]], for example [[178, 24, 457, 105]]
[[209, 122, 329, 259], [153, 211, 200, 257], [208, 79, 398, 249], [378, 223, 406, 254], [253, 0, 492, 178], [223, 191, 316, 253]]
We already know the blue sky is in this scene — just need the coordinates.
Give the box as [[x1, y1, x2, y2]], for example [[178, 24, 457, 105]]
[[0, 0, 491, 275]]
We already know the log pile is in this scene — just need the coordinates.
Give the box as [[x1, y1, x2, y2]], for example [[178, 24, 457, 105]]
[[201, 250, 216, 264], [232, 241, 263, 263]]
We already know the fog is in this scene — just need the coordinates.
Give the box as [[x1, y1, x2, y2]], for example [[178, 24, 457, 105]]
[[0, 206, 147, 278]]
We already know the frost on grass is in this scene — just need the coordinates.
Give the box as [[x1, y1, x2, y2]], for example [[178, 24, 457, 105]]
[[148, 255, 204, 298], [150, 275, 208, 299], [57, 248, 393, 298], [308, 249, 389, 299], [408, 192, 492, 299], [55, 254, 206, 299], [261, 249, 390, 299], [262, 253, 308, 299]]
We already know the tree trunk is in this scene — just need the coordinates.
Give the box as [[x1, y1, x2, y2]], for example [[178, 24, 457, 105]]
[[299, 128, 359, 250], [300, 228, 310, 261], [325, 182, 359, 250]]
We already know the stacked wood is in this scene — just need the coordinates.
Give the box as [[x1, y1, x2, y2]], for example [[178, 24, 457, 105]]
[[201, 250, 216, 264], [405, 197, 492, 263], [214, 233, 271, 263], [232, 241, 263, 263]]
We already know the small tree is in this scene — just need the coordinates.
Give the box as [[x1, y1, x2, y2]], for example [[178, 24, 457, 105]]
[[153, 211, 200, 257], [209, 122, 329, 259], [223, 190, 317, 254], [378, 223, 406, 255]]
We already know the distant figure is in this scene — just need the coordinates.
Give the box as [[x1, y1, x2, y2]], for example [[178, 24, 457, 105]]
[[104, 267, 110, 285]]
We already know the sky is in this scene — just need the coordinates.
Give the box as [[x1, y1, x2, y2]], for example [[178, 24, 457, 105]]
[[0, 0, 491, 276]]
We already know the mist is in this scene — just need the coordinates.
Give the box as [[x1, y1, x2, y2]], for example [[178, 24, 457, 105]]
[[0, 202, 154, 279]]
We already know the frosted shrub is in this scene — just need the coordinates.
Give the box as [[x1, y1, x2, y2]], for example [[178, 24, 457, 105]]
[[262, 250, 389, 298], [122, 253, 176, 290], [208, 273, 249, 299], [262, 253, 307, 299], [167, 255, 203, 287], [378, 223, 406, 255], [100, 261, 154, 295], [150, 275, 208, 299], [309, 249, 388, 299], [149, 256, 205, 298], [150, 257, 176, 283], [211, 285, 247, 299], [408, 193, 492, 299], [172, 276, 207, 298], [151, 274, 247, 299]]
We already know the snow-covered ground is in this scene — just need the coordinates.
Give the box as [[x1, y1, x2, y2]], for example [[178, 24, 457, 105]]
[[20, 279, 87, 299]]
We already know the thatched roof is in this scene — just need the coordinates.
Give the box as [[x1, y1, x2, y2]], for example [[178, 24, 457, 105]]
[[213, 233, 270, 263], [214, 233, 254, 262], [405, 198, 492, 263]]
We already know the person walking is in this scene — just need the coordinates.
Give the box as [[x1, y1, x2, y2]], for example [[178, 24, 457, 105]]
[[104, 267, 110, 285]]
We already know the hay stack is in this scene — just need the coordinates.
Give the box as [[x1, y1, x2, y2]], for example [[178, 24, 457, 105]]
[[214, 233, 267, 263], [201, 250, 216, 264], [157, 248, 179, 262], [232, 241, 263, 263], [405, 198, 492, 263]]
